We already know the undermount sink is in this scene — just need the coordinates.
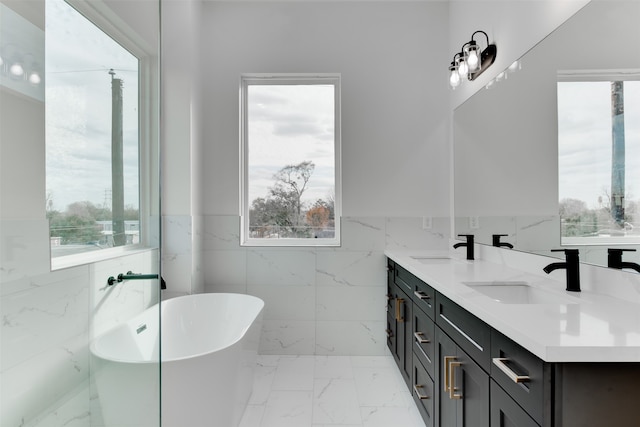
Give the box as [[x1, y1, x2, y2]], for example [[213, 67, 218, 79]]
[[463, 281, 579, 305], [410, 255, 452, 264]]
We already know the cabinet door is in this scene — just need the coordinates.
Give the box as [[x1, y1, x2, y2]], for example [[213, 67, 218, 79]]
[[387, 278, 412, 388], [490, 380, 539, 427], [413, 353, 435, 427], [386, 282, 397, 358], [455, 341, 489, 427], [436, 327, 458, 427], [397, 292, 412, 388], [436, 327, 489, 427]]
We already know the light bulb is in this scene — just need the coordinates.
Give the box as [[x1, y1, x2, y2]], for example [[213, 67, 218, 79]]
[[449, 65, 461, 88], [457, 57, 468, 78], [10, 62, 24, 77], [28, 71, 41, 85], [466, 46, 481, 73]]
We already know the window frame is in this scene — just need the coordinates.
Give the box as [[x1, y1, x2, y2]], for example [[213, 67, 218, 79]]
[[557, 70, 640, 246], [49, 0, 159, 270], [240, 73, 342, 247]]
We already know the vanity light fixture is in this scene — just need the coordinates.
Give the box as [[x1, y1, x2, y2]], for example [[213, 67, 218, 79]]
[[448, 30, 497, 89]]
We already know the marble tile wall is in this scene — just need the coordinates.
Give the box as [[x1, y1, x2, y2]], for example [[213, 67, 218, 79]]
[[0, 217, 159, 426], [203, 215, 449, 355]]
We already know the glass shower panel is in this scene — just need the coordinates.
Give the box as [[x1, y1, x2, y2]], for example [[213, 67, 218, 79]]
[[0, 0, 160, 426]]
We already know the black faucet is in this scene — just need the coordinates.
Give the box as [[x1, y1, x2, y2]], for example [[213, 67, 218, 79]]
[[492, 234, 514, 249], [453, 234, 474, 260], [607, 248, 640, 273], [543, 249, 580, 292]]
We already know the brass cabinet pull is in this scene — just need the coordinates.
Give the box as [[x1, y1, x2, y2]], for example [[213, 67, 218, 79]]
[[493, 358, 531, 383], [385, 328, 393, 338], [414, 290, 431, 300], [413, 384, 430, 400], [443, 356, 456, 393], [396, 298, 405, 322], [414, 332, 430, 344], [449, 361, 463, 400]]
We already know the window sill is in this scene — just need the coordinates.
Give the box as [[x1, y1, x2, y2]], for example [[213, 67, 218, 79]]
[[51, 245, 158, 271], [241, 238, 341, 248]]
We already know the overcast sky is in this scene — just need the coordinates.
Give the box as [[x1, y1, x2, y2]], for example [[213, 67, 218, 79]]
[[45, 0, 139, 212], [247, 84, 336, 207], [558, 80, 640, 209]]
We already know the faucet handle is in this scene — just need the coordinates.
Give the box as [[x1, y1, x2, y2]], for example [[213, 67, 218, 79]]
[[607, 248, 636, 268], [551, 248, 579, 261], [457, 234, 474, 241], [607, 248, 636, 254]]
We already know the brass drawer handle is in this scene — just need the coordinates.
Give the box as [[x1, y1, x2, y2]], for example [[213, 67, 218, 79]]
[[396, 298, 405, 322], [414, 290, 431, 300], [493, 358, 531, 383], [443, 356, 456, 393], [414, 332, 430, 344], [449, 361, 463, 400], [413, 384, 430, 400]]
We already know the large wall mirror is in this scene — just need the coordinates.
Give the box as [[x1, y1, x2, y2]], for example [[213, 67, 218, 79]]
[[454, 0, 640, 269]]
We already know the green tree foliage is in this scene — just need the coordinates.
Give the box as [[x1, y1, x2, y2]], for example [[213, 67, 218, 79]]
[[47, 199, 139, 245], [49, 201, 104, 244]]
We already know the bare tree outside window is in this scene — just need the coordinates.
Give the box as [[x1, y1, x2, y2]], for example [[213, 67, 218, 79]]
[[241, 75, 341, 246]]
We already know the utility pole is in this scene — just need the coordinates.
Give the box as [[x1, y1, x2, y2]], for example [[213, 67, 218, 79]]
[[611, 81, 625, 228], [110, 69, 125, 246]]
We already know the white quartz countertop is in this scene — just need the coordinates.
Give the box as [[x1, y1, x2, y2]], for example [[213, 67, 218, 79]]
[[385, 249, 640, 363]]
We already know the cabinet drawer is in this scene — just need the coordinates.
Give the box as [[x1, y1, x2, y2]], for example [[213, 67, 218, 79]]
[[394, 264, 414, 295], [490, 380, 540, 427], [412, 353, 434, 427], [435, 292, 491, 372], [491, 330, 545, 425], [410, 276, 435, 320], [413, 305, 435, 378]]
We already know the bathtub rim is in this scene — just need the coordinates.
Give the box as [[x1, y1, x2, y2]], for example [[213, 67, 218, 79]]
[[90, 292, 265, 364]]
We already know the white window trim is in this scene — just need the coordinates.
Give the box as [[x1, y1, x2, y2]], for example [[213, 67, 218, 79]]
[[240, 73, 342, 247], [557, 71, 640, 246]]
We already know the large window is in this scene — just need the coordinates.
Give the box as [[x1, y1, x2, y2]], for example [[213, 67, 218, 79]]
[[45, 0, 144, 262], [240, 74, 342, 246], [558, 76, 640, 244]]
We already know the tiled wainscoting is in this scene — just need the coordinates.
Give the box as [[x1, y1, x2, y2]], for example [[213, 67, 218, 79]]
[[240, 355, 424, 427], [203, 215, 449, 356]]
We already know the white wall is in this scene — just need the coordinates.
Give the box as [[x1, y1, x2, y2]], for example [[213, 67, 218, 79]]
[[202, 1, 451, 217], [200, 1, 451, 355]]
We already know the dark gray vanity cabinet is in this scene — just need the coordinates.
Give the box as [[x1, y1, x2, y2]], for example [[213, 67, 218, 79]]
[[387, 257, 640, 427]]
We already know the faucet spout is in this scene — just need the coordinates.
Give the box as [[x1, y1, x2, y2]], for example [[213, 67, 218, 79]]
[[607, 248, 640, 273], [544, 249, 581, 292], [492, 234, 514, 249], [454, 234, 474, 260], [542, 262, 565, 274], [620, 262, 640, 273]]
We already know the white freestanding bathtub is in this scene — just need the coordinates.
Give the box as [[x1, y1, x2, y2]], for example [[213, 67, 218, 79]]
[[91, 293, 265, 427]]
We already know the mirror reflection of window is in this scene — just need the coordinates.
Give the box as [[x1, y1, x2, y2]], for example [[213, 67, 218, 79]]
[[45, 0, 140, 258], [558, 78, 640, 244]]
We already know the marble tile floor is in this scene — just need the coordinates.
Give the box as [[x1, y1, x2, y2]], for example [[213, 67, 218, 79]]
[[239, 355, 425, 427]]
